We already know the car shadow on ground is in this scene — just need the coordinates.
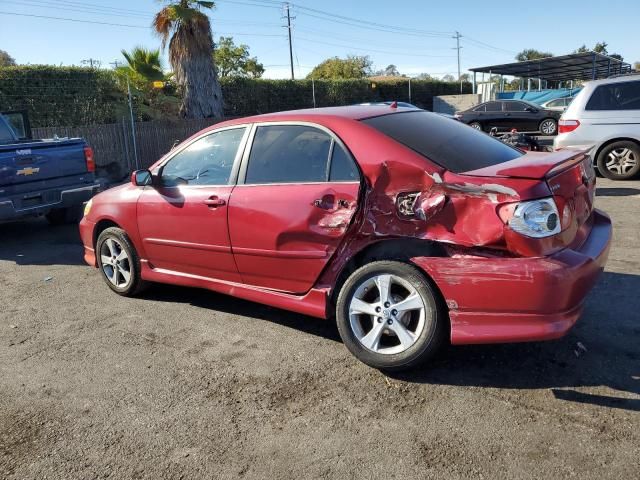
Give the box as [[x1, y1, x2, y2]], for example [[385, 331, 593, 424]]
[[596, 187, 640, 197], [389, 271, 640, 412], [143, 284, 343, 343], [0, 218, 85, 266]]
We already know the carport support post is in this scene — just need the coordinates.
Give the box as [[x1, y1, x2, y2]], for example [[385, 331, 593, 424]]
[[408, 78, 412, 103], [472, 71, 476, 94], [311, 78, 316, 108], [592, 53, 597, 80]]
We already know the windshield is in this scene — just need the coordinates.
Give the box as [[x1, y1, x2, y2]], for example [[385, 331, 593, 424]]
[[362, 111, 523, 173]]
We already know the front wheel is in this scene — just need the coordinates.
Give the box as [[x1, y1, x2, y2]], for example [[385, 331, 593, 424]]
[[335, 261, 446, 371], [596, 141, 640, 180], [469, 121, 482, 131], [539, 118, 557, 136], [96, 227, 147, 296]]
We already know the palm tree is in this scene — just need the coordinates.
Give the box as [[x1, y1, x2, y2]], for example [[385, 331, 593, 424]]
[[153, 1, 223, 119], [121, 47, 167, 82]]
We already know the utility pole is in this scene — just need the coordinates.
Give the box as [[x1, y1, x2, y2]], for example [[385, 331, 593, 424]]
[[284, 3, 295, 80], [453, 31, 462, 93], [110, 60, 123, 69]]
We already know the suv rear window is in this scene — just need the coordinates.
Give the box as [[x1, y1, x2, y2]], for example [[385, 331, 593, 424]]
[[586, 80, 640, 111], [362, 111, 523, 173]]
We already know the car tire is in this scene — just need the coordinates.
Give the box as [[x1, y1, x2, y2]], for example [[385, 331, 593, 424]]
[[335, 261, 446, 371], [45, 205, 83, 225], [596, 141, 640, 180], [539, 118, 557, 136], [96, 227, 147, 296], [469, 121, 482, 131]]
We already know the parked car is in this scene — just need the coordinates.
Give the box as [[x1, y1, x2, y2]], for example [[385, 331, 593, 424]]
[[555, 74, 640, 180], [455, 99, 562, 135], [80, 106, 611, 370], [0, 111, 99, 224], [541, 96, 575, 112]]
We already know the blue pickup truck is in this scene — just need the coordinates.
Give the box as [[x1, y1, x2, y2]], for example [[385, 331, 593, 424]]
[[0, 112, 100, 224]]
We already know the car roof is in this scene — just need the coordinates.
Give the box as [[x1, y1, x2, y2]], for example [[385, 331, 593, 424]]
[[584, 73, 640, 86], [211, 105, 413, 129]]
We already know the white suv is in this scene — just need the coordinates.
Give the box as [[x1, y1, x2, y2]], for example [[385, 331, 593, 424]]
[[554, 74, 640, 180]]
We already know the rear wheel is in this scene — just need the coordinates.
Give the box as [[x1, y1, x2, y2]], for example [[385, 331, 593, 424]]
[[96, 227, 147, 296], [469, 121, 482, 131], [597, 141, 640, 180], [335, 261, 446, 371], [539, 118, 557, 136]]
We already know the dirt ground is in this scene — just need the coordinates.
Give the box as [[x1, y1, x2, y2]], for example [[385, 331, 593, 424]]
[[1, 178, 638, 479]]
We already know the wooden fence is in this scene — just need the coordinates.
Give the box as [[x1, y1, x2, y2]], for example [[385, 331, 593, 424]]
[[33, 117, 223, 180]]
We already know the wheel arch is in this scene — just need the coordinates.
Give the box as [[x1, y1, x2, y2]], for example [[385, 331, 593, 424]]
[[593, 137, 640, 163], [328, 238, 449, 312], [93, 219, 122, 249]]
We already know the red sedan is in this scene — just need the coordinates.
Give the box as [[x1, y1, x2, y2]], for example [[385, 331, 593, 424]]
[[79, 106, 612, 370]]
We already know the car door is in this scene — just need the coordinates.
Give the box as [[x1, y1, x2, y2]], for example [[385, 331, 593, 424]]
[[483, 101, 504, 130], [136, 126, 249, 282], [503, 101, 535, 130], [228, 123, 361, 294]]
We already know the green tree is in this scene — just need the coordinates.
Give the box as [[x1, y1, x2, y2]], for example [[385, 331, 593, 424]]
[[516, 49, 553, 61], [214, 36, 264, 78], [0, 49, 16, 67], [121, 46, 168, 82], [575, 42, 623, 61], [153, 0, 223, 119], [441, 74, 455, 82], [307, 55, 373, 79]]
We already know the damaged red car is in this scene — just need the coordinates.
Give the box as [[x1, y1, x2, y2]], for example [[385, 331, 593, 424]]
[[79, 106, 612, 370]]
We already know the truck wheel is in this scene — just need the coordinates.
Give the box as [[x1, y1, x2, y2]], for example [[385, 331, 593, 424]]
[[335, 261, 446, 371], [45, 205, 83, 225], [96, 227, 147, 296], [596, 141, 640, 180]]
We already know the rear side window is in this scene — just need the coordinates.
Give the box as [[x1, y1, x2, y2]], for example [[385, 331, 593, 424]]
[[362, 111, 523, 173], [329, 144, 359, 181], [485, 102, 503, 112], [586, 81, 640, 111]]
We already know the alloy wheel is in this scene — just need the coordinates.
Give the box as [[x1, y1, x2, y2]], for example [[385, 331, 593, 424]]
[[348, 274, 427, 355], [540, 119, 557, 135], [606, 148, 638, 176], [100, 238, 132, 288]]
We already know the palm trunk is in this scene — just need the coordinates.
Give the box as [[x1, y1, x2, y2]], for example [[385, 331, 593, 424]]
[[174, 53, 223, 119]]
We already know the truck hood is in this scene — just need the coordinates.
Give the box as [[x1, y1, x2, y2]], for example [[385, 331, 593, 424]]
[[460, 149, 589, 180]]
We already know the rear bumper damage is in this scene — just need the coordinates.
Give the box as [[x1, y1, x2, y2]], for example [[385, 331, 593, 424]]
[[412, 209, 612, 345]]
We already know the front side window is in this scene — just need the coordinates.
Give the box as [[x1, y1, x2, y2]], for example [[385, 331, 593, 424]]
[[245, 125, 333, 184], [161, 127, 246, 186], [586, 81, 640, 111], [485, 102, 503, 112]]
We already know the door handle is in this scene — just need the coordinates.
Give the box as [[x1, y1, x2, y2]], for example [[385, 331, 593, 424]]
[[204, 196, 226, 208]]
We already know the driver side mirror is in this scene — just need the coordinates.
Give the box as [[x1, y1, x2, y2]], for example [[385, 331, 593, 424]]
[[131, 169, 152, 187]]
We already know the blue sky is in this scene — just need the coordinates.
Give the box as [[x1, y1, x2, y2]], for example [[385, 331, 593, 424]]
[[1, 0, 638, 79]]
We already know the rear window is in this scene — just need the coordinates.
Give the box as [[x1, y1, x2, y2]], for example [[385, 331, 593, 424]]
[[586, 80, 640, 111], [362, 111, 523, 173]]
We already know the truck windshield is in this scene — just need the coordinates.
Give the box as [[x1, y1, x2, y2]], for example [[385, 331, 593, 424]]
[[362, 111, 523, 173], [0, 116, 17, 144]]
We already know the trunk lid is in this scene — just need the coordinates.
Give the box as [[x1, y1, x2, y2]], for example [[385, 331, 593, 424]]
[[0, 138, 88, 188]]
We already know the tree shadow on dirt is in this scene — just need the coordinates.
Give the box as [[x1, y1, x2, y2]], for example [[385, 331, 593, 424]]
[[0, 218, 85, 266], [390, 271, 640, 412]]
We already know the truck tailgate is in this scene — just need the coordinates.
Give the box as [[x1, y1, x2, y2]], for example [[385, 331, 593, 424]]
[[0, 139, 88, 187]]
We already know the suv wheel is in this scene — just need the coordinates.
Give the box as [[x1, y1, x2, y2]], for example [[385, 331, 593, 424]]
[[96, 227, 147, 296], [335, 261, 446, 371], [539, 118, 557, 136], [597, 141, 640, 180]]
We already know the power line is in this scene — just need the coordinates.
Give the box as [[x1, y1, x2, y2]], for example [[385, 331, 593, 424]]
[[295, 36, 456, 58]]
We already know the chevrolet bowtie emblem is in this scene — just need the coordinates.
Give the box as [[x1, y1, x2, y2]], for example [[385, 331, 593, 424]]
[[17, 167, 40, 176]]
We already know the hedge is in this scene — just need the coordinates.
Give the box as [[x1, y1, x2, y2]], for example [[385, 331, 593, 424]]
[[0, 66, 472, 127]]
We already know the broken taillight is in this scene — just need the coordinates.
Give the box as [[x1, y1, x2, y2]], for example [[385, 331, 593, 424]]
[[498, 198, 561, 238]]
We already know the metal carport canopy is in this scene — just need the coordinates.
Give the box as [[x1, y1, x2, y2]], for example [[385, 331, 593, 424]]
[[469, 52, 632, 82]]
